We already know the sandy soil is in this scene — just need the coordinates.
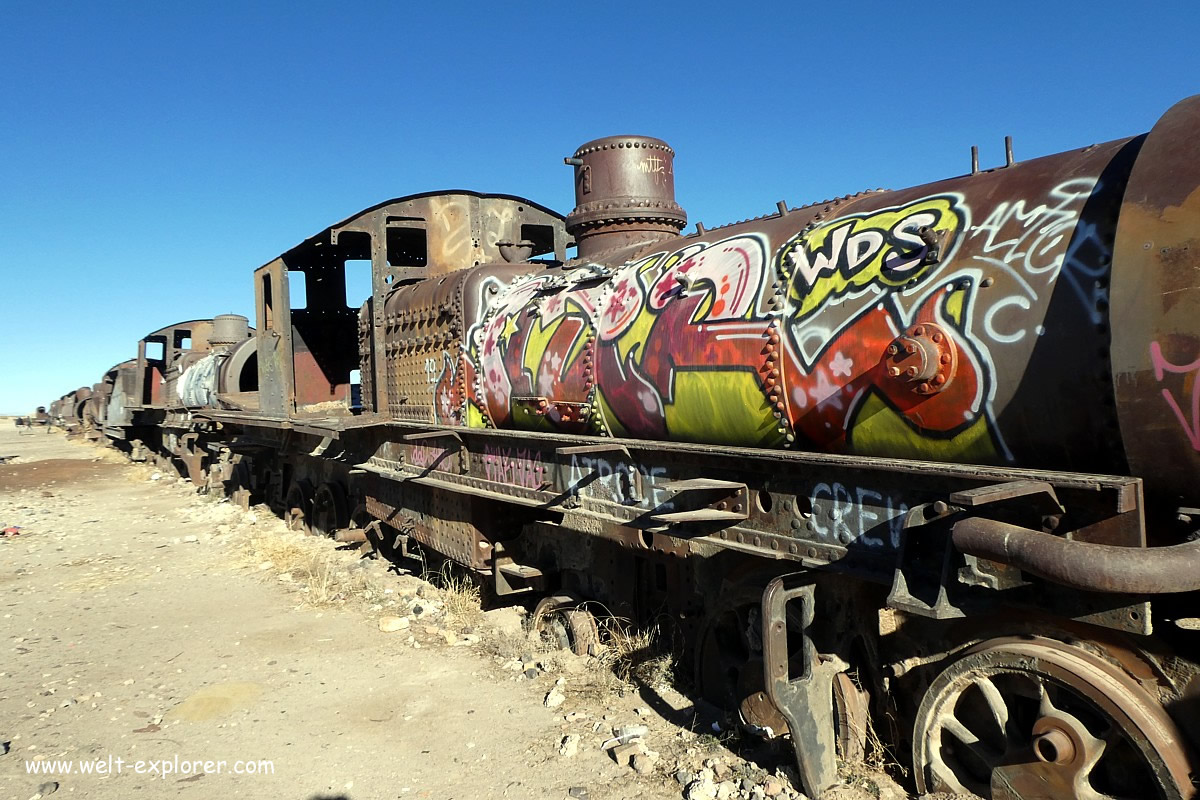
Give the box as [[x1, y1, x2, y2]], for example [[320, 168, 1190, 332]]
[[0, 422, 929, 800]]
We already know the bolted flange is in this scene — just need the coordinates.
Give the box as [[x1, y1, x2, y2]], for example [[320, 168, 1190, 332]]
[[882, 322, 957, 395]]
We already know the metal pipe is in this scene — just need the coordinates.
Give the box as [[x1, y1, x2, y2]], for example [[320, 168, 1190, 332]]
[[952, 517, 1200, 594]]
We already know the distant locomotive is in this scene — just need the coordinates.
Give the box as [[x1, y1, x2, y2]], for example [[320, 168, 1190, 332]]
[[62, 96, 1200, 799]]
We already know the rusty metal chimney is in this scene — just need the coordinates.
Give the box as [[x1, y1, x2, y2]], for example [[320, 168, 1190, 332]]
[[564, 136, 687, 259]]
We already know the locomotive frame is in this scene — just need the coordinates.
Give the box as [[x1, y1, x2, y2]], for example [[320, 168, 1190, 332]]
[[50, 98, 1200, 799]]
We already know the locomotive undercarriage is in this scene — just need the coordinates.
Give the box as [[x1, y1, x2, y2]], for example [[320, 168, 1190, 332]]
[[181, 413, 1200, 799]]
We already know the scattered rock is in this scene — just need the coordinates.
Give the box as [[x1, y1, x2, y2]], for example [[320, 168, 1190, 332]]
[[685, 776, 718, 800], [610, 740, 642, 767], [675, 769, 695, 786], [482, 606, 524, 636], [763, 779, 783, 796], [523, 668, 540, 680], [567, 788, 589, 800], [716, 780, 737, 800], [631, 751, 657, 775], [378, 616, 409, 633], [544, 686, 565, 708], [558, 733, 580, 758]]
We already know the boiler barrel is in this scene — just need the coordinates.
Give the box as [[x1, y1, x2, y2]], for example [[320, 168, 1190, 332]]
[[466, 98, 1200, 507]]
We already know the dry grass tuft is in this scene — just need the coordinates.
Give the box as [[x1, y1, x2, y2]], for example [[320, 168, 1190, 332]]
[[595, 615, 676, 689], [236, 524, 382, 608], [428, 562, 484, 628]]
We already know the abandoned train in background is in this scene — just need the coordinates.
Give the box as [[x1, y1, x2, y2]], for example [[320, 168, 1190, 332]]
[[46, 95, 1200, 799]]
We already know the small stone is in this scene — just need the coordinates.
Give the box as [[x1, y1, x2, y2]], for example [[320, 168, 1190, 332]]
[[378, 616, 409, 633], [631, 752, 657, 775], [182, 535, 198, 543], [675, 769, 695, 786], [558, 733, 580, 757], [544, 687, 565, 708], [763, 779, 783, 796], [716, 781, 737, 800], [750, 787, 767, 800], [567, 789, 589, 800], [523, 668, 540, 680], [610, 741, 642, 767], [685, 778, 718, 800], [741, 778, 757, 792], [37, 782, 59, 796]]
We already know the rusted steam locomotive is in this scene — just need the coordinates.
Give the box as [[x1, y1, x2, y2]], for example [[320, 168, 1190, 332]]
[[60, 95, 1200, 799]]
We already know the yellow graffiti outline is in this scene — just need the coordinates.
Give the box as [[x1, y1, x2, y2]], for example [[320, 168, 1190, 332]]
[[783, 197, 963, 319]]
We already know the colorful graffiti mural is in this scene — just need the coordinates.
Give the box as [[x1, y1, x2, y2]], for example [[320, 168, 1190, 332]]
[[454, 179, 1105, 466]]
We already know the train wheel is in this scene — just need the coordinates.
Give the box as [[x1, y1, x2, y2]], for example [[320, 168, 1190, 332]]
[[284, 481, 313, 534], [532, 593, 599, 657], [228, 461, 254, 510], [912, 637, 1193, 799], [695, 585, 789, 737], [311, 483, 348, 538]]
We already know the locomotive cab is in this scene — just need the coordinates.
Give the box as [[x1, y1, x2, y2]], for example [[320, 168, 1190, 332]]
[[250, 190, 569, 419]]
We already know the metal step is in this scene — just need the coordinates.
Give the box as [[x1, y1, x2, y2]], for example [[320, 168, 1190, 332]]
[[497, 562, 545, 579], [659, 478, 746, 492], [649, 509, 747, 524]]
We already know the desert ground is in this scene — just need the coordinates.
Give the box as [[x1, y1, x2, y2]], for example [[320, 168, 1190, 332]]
[[0, 422, 914, 800]]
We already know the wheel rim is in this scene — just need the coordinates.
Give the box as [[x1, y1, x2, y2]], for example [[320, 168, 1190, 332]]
[[311, 483, 348, 538], [532, 594, 598, 657], [913, 637, 1193, 800], [696, 599, 784, 733], [284, 483, 312, 534]]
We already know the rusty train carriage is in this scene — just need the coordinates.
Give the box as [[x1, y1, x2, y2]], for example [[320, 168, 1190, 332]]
[[77, 97, 1200, 799]]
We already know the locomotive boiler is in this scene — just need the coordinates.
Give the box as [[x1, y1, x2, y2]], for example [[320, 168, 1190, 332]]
[[83, 96, 1200, 799]]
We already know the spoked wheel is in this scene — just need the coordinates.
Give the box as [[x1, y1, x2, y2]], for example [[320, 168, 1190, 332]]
[[913, 637, 1194, 800], [695, 587, 787, 736], [532, 593, 599, 657], [310, 483, 348, 538], [284, 481, 313, 534]]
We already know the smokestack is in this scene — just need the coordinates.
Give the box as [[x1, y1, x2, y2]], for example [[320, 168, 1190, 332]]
[[564, 136, 687, 259]]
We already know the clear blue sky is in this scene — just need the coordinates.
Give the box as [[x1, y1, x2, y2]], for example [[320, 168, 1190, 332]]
[[2, 1, 1197, 413]]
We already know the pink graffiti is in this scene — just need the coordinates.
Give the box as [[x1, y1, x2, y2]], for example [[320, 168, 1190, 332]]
[[1150, 340, 1200, 450], [482, 444, 544, 489], [647, 240, 764, 318], [409, 444, 449, 470]]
